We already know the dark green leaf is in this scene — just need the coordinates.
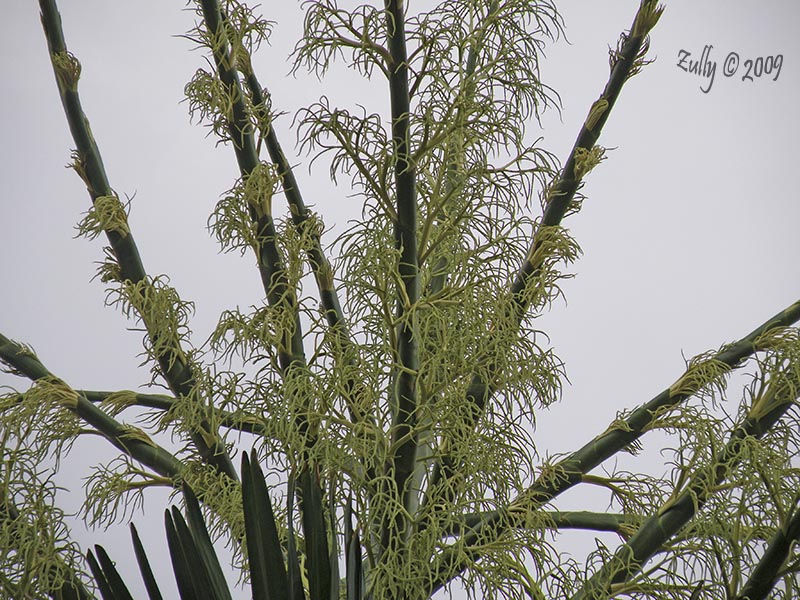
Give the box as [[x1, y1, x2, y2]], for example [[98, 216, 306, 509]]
[[171, 506, 220, 598], [92, 545, 135, 600], [164, 509, 200, 600], [241, 449, 289, 600], [85, 549, 113, 600], [181, 483, 232, 600], [328, 477, 340, 600], [299, 467, 331, 600], [286, 473, 305, 600], [130, 523, 164, 600], [344, 497, 364, 600]]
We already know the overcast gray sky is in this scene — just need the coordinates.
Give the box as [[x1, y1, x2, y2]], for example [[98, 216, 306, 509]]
[[2, 2, 799, 598]]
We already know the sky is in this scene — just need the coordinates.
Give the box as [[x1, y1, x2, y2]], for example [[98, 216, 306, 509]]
[[1, 1, 799, 598]]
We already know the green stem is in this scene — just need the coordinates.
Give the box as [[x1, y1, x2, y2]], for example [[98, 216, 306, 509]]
[[0, 333, 183, 479], [78, 390, 271, 437], [198, 5, 330, 584], [38, 0, 236, 482], [240, 63, 373, 430], [735, 500, 800, 600], [237, 63, 389, 561], [572, 385, 799, 599], [79, 390, 174, 411], [427, 298, 800, 595], [445, 510, 641, 538], [244, 75, 345, 337], [199, 0, 307, 374], [383, 0, 420, 553]]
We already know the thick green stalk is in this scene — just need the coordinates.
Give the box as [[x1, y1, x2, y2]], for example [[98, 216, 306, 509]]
[[445, 510, 641, 538], [79, 390, 270, 437], [422, 0, 664, 525], [736, 503, 800, 600], [513, 0, 663, 302], [239, 66, 373, 430], [242, 74, 347, 342], [38, 0, 236, 482], [427, 298, 800, 595], [197, 6, 331, 588], [11, 387, 270, 438], [572, 383, 799, 599], [0, 334, 183, 479], [382, 0, 421, 554], [199, 0, 307, 373], [80, 390, 175, 411]]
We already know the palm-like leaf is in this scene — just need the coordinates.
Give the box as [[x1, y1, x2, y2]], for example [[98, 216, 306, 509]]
[[129, 523, 164, 600], [89, 450, 360, 600], [86, 545, 134, 600], [241, 449, 289, 600]]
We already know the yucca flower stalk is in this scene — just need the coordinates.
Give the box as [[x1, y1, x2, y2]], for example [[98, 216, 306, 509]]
[[2, 1, 800, 599]]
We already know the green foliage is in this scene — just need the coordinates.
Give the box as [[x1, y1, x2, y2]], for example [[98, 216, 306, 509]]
[[2, 0, 800, 599], [0, 450, 89, 599], [86, 453, 362, 600]]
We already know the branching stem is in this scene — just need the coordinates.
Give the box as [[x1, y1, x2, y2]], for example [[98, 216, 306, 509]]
[[572, 379, 799, 599], [38, 0, 237, 482], [428, 297, 800, 595], [0, 333, 183, 480]]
